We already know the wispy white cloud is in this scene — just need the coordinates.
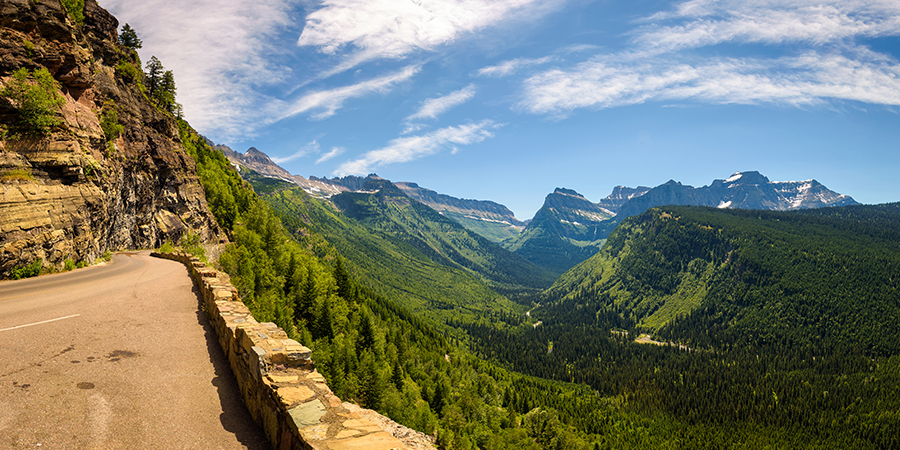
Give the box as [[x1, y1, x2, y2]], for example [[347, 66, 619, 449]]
[[476, 56, 555, 78], [519, 0, 900, 116], [297, 0, 565, 73], [520, 52, 900, 115], [103, 0, 301, 139], [406, 84, 476, 121], [272, 140, 320, 164], [335, 120, 500, 175], [277, 65, 421, 121], [636, 0, 900, 53], [316, 147, 345, 164]]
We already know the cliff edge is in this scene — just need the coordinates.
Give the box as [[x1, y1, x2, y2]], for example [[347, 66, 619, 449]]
[[0, 0, 222, 277]]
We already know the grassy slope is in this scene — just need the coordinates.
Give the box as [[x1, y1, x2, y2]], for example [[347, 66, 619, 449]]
[[263, 186, 527, 329], [440, 210, 522, 243], [330, 180, 556, 296]]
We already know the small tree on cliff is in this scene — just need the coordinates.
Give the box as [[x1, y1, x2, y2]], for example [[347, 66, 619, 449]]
[[119, 23, 142, 50], [0, 67, 65, 136], [144, 56, 181, 116], [145, 56, 163, 95]]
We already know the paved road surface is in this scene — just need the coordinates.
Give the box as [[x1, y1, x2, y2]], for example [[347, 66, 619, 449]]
[[0, 251, 270, 449]]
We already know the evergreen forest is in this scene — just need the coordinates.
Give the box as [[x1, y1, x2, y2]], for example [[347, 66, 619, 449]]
[[178, 119, 900, 448]]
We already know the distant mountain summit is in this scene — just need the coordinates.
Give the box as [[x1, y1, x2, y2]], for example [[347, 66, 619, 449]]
[[502, 186, 642, 275], [506, 171, 857, 274], [616, 171, 858, 219]]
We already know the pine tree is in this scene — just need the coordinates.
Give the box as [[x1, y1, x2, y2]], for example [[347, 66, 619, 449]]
[[119, 23, 142, 49], [145, 56, 163, 96], [333, 256, 351, 300]]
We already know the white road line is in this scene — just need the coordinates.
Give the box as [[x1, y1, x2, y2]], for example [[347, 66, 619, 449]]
[[0, 314, 81, 332]]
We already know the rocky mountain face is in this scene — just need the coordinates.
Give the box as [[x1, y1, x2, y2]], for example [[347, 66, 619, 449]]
[[0, 0, 222, 277], [220, 145, 360, 198], [395, 181, 525, 242], [615, 171, 858, 220], [508, 172, 856, 275], [501, 188, 620, 275], [395, 181, 524, 225], [597, 185, 652, 214]]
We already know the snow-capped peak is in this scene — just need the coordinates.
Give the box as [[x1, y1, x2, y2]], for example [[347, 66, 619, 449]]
[[725, 173, 743, 183]]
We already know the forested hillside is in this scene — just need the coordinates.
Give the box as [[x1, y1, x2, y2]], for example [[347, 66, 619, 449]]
[[545, 204, 900, 354], [180, 124, 621, 449], [459, 204, 900, 448], [261, 182, 524, 328]]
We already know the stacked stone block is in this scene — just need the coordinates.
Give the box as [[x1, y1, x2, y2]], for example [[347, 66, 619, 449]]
[[152, 251, 413, 450]]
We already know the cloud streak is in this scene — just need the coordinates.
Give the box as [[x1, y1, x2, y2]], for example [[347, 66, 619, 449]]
[[297, 0, 563, 72], [519, 0, 900, 116], [272, 140, 320, 164], [103, 0, 302, 139], [520, 52, 900, 115], [317, 147, 345, 164], [406, 84, 476, 121], [277, 65, 421, 121], [477, 56, 554, 78], [335, 120, 500, 175]]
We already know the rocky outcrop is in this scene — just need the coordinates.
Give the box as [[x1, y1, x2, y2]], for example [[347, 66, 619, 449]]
[[596, 185, 651, 215], [0, 0, 222, 277]]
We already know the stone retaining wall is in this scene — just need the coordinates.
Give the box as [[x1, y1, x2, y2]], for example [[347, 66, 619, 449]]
[[152, 251, 418, 450]]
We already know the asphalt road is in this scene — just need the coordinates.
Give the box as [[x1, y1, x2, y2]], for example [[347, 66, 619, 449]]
[[0, 251, 270, 449]]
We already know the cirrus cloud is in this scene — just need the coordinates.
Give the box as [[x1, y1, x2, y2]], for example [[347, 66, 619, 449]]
[[335, 120, 501, 175], [297, 0, 565, 72], [406, 84, 477, 121], [518, 0, 900, 117]]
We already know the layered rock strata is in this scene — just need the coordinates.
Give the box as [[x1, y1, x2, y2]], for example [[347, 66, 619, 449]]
[[0, 0, 222, 277]]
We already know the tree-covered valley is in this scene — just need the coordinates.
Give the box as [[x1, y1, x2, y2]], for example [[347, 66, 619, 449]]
[[209, 134, 900, 448]]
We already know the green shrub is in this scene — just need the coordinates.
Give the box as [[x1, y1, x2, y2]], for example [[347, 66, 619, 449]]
[[11, 259, 42, 279], [0, 167, 34, 182], [23, 39, 34, 57], [60, 0, 84, 24], [115, 61, 142, 83], [101, 250, 112, 261], [158, 240, 175, 253], [179, 230, 206, 261], [0, 67, 66, 136], [99, 101, 123, 141], [63, 258, 75, 271]]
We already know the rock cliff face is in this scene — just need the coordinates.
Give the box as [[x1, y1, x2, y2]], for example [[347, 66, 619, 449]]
[[0, 0, 222, 277], [395, 181, 525, 227]]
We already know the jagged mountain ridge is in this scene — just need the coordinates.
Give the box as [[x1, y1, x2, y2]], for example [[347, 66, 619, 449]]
[[221, 146, 529, 242], [616, 171, 858, 219], [501, 187, 628, 276], [505, 171, 857, 275], [220, 145, 353, 197]]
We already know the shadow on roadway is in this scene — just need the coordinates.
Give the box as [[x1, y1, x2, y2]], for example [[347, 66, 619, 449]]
[[185, 265, 272, 450]]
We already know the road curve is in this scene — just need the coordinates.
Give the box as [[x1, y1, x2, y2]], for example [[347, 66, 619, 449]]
[[0, 251, 270, 449]]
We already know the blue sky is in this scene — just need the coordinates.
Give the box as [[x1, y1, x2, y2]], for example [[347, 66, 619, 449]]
[[103, 0, 900, 219]]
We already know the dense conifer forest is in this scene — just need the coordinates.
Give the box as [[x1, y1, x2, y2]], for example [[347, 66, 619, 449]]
[[179, 118, 900, 448]]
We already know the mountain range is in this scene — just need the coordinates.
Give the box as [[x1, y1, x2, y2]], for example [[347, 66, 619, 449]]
[[221, 146, 858, 275]]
